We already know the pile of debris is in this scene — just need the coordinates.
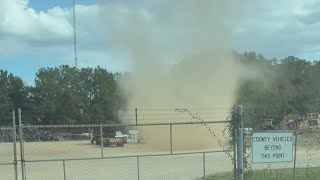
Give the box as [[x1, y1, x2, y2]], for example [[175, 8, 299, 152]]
[[23, 128, 60, 142], [0, 128, 14, 142], [0, 128, 60, 142]]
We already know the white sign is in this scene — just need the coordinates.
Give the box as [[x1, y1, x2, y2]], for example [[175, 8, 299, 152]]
[[252, 132, 293, 163]]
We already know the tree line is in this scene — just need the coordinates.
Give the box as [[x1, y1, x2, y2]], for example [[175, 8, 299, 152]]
[[237, 52, 320, 127], [0, 66, 125, 125], [1, 52, 320, 126]]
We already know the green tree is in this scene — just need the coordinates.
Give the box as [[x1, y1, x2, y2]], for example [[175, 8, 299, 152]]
[[29, 65, 123, 124], [0, 70, 26, 125]]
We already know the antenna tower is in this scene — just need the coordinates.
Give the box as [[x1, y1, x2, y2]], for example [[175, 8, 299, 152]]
[[73, 0, 78, 68]]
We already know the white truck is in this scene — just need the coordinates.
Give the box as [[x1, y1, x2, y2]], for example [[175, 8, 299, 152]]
[[115, 131, 129, 143], [128, 130, 143, 143]]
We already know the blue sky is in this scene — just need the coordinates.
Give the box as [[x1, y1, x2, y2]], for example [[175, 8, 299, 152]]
[[0, 55, 49, 83], [0, 0, 98, 84], [29, 0, 94, 11], [0, 0, 319, 85]]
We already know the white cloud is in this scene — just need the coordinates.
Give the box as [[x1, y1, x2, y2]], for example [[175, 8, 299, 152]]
[[1, 0, 320, 75], [0, 0, 72, 44], [0, 0, 137, 73], [294, 1, 320, 25], [232, 0, 320, 60]]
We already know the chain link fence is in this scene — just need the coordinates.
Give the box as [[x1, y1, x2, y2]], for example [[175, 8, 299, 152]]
[[295, 130, 320, 179], [0, 127, 15, 163], [0, 126, 17, 180], [5, 107, 320, 179], [19, 121, 233, 180], [7, 107, 233, 180]]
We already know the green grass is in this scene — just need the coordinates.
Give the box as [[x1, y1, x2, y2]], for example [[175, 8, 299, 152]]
[[205, 167, 320, 180]]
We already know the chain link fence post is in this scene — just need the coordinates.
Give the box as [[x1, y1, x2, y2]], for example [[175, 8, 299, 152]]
[[137, 156, 140, 180], [12, 110, 18, 180], [233, 119, 237, 180], [235, 105, 244, 180], [100, 124, 104, 158], [203, 152, 206, 180], [63, 160, 67, 180], [18, 108, 26, 180], [169, 124, 173, 155], [233, 133, 237, 179], [135, 108, 138, 125], [292, 121, 298, 180]]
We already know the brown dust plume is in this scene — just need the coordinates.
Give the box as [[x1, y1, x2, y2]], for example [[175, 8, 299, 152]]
[[99, 0, 253, 151]]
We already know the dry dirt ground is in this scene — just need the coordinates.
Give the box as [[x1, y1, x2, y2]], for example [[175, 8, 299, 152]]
[[1, 139, 319, 180], [0, 140, 233, 180]]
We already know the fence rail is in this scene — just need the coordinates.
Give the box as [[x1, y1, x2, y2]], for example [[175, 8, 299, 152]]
[[21, 120, 231, 128]]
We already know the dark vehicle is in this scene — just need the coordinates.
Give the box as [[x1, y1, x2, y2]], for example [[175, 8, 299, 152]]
[[260, 119, 276, 130], [91, 135, 125, 147]]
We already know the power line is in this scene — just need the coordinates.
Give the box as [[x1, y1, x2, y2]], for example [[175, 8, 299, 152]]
[[73, 0, 78, 68]]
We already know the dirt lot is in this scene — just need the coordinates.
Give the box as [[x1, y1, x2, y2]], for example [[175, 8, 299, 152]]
[[1, 138, 320, 179], [0, 122, 235, 180], [0, 140, 233, 180]]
